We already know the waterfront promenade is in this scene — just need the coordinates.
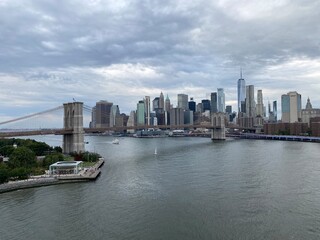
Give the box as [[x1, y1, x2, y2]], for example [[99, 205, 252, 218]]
[[0, 158, 104, 194]]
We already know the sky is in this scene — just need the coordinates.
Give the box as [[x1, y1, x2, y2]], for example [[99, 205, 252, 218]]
[[0, 0, 320, 122]]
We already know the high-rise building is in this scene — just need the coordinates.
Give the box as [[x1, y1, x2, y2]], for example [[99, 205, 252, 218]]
[[110, 105, 120, 127], [273, 101, 277, 121], [237, 70, 246, 113], [188, 97, 196, 112], [245, 85, 255, 117], [165, 94, 171, 112], [159, 92, 164, 110], [226, 105, 232, 114], [90, 106, 96, 128], [281, 91, 301, 123], [256, 90, 264, 117], [95, 100, 113, 128], [145, 96, 151, 125], [177, 94, 188, 110], [152, 97, 159, 112], [137, 100, 145, 126], [202, 99, 211, 112], [217, 88, 225, 112], [210, 92, 217, 113], [170, 107, 184, 125]]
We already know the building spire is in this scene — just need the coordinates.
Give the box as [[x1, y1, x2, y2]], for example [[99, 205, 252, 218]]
[[240, 67, 243, 79]]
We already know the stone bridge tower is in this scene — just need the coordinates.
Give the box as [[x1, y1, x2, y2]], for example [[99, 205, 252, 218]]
[[211, 112, 226, 140], [63, 102, 85, 154]]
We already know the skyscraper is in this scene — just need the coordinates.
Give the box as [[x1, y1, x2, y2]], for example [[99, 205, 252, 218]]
[[245, 85, 255, 117], [281, 91, 301, 123], [273, 101, 277, 121], [188, 97, 196, 112], [95, 100, 113, 128], [202, 99, 211, 112], [145, 96, 151, 125], [237, 70, 246, 113], [256, 90, 264, 117], [177, 94, 188, 110], [159, 92, 164, 110], [165, 94, 171, 112], [217, 88, 225, 112], [210, 92, 217, 113], [137, 100, 145, 126]]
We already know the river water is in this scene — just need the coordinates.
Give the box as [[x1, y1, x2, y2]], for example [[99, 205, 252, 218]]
[[1, 136, 320, 240]]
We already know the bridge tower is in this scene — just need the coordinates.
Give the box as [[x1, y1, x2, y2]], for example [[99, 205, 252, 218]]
[[211, 112, 226, 140], [63, 102, 85, 154]]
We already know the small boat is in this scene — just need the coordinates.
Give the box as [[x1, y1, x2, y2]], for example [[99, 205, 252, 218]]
[[154, 148, 157, 155], [112, 138, 119, 144]]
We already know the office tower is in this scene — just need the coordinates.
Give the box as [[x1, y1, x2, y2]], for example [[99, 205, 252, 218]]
[[188, 97, 196, 112], [245, 85, 255, 117], [110, 105, 120, 127], [226, 105, 232, 114], [145, 96, 151, 125], [177, 94, 188, 110], [90, 106, 96, 128], [217, 88, 225, 112], [137, 100, 145, 126], [170, 107, 184, 125], [196, 103, 202, 113], [237, 70, 246, 113], [165, 94, 171, 112], [184, 110, 194, 125], [256, 90, 264, 117], [153, 97, 159, 111], [273, 101, 277, 121], [210, 92, 217, 113], [202, 99, 211, 112], [281, 91, 301, 123], [159, 92, 164, 110], [95, 100, 113, 128]]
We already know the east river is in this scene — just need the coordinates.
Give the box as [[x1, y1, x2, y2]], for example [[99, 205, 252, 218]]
[[1, 136, 320, 240]]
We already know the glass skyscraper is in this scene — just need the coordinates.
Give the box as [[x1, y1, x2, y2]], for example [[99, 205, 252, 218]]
[[237, 70, 246, 113]]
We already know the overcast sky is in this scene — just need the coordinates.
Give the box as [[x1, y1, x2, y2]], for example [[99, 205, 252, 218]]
[[0, 0, 320, 121]]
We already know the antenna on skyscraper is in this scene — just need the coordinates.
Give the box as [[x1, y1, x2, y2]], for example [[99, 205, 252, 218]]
[[240, 67, 243, 79]]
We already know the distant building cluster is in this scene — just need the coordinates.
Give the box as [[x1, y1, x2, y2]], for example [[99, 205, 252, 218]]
[[89, 70, 320, 137]]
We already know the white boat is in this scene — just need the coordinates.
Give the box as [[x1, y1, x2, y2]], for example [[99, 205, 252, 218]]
[[154, 148, 157, 155], [112, 138, 119, 144]]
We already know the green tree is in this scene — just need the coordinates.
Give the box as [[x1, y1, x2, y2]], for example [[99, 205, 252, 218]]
[[10, 167, 29, 180], [0, 164, 10, 183], [8, 147, 36, 169], [42, 153, 64, 168], [0, 145, 15, 157]]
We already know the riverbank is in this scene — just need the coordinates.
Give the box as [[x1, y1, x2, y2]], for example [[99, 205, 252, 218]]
[[0, 158, 104, 194]]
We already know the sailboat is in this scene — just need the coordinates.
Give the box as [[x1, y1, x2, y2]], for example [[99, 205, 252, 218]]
[[154, 148, 157, 155]]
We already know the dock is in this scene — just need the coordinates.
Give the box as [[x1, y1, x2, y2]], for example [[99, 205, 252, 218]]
[[0, 158, 105, 194], [240, 133, 320, 143]]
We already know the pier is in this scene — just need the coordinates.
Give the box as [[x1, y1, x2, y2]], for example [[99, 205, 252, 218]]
[[0, 158, 105, 194], [240, 133, 320, 143]]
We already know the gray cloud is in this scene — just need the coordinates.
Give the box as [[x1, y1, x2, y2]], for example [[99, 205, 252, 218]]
[[0, 0, 319, 119]]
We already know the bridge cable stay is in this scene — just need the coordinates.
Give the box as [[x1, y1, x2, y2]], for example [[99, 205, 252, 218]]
[[0, 105, 64, 126]]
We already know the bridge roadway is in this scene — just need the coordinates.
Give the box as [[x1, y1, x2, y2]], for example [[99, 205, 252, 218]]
[[0, 124, 256, 138]]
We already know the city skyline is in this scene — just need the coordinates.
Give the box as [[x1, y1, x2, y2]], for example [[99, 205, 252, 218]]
[[0, 1, 320, 120]]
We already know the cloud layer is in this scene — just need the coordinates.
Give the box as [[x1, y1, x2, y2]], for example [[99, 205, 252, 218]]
[[0, 0, 319, 120]]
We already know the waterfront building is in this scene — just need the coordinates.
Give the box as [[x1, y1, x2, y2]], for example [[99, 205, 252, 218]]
[[281, 91, 302, 123], [137, 100, 145, 126], [144, 96, 151, 126], [188, 97, 196, 112], [217, 88, 225, 113], [49, 161, 83, 175], [301, 98, 320, 126], [237, 70, 246, 113], [177, 94, 188, 110], [210, 92, 217, 113], [95, 100, 113, 128]]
